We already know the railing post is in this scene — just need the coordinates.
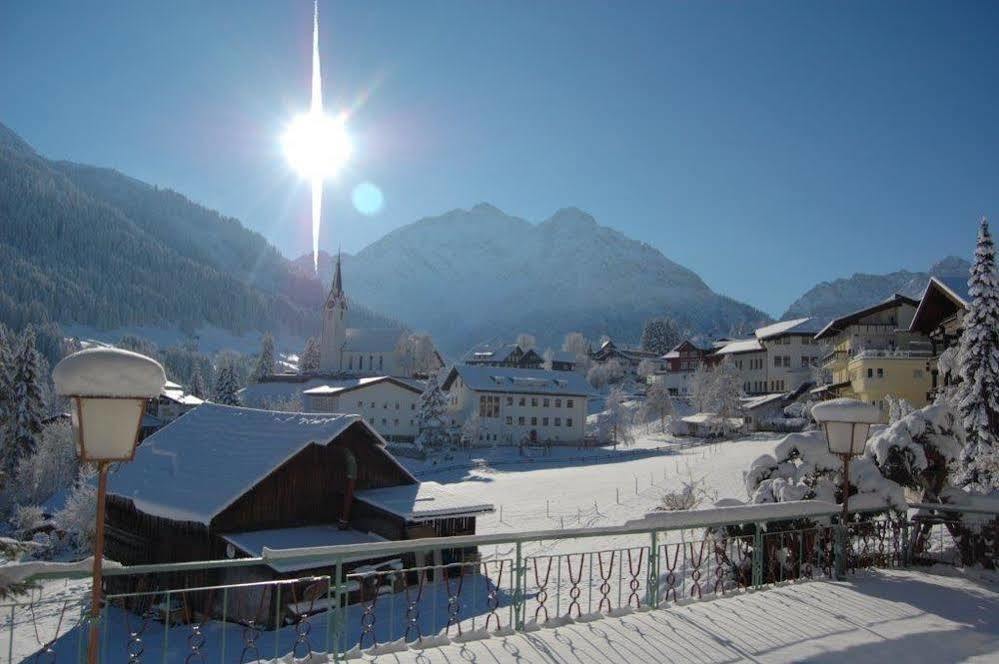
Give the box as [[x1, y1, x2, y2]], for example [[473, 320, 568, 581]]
[[751, 523, 764, 587], [513, 541, 525, 631], [834, 524, 848, 579], [647, 530, 659, 609], [331, 556, 345, 662]]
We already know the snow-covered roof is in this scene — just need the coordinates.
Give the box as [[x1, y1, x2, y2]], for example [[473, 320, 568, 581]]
[[222, 526, 388, 572], [443, 364, 592, 396], [462, 343, 518, 364], [713, 338, 764, 355], [160, 387, 204, 406], [814, 293, 920, 340], [302, 376, 422, 397], [755, 317, 822, 340], [356, 481, 494, 522], [108, 403, 411, 525], [741, 393, 787, 410], [909, 275, 971, 334], [343, 327, 404, 353], [681, 413, 745, 427]]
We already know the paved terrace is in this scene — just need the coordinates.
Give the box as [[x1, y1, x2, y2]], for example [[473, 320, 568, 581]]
[[376, 569, 998, 664]]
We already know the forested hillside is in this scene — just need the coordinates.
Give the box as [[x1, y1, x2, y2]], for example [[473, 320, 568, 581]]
[[0, 122, 398, 360]]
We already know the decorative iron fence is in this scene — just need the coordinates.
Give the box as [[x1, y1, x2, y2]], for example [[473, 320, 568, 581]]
[[2, 500, 996, 663]]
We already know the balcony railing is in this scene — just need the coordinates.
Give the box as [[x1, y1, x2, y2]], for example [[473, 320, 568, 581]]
[[852, 349, 933, 360], [4, 501, 996, 662]]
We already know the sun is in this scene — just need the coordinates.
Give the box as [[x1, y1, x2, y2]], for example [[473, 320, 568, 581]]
[[281, 111, 352, 179]]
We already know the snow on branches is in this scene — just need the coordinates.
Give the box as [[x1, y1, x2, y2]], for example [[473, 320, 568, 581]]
[[956, 218, 999, 492]]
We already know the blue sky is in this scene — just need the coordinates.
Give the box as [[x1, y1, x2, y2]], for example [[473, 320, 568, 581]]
[[2, 1, 997, 316]]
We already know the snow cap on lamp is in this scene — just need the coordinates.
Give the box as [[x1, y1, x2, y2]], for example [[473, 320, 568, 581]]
[[53, 348, 166, 462], [811, 398, 881, 456]]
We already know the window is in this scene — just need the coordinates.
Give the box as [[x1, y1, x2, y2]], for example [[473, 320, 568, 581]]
[[381, 418, 387, 425], [801, 356, 810, 368], [393, 419, 398, 426], [782, 356, 790, 368], [383, 402, 388, 409], [531, 398, 538, 407], [542, 417, 549, 426], [774, 356, 781, 367], [518, 416, 525, 425], [348, 357, 353, 370], [876, 368, 884, 378], [555, 417, 561, 426], [867, 368, 874, 379], [543, 398, 550, 408], [566, 418, 573, 427], [506, 416, 513, 425], [567, 399, 574, 408], [519, 397, 526, 406], [479, 395, 500, 418], [531, 417, 537, 426], [411, 403, 416, 410], [555, 398, 562, 408], [358, 400, 363, 408], [395, 402, 400, 410], [506, 397, 513, 406], [370, 402, 376, 408]]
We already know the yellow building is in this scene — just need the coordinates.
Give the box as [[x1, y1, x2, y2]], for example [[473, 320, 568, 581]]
[[814, 294, 933, 420]]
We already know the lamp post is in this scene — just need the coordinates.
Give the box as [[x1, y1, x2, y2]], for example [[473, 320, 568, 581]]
[[53, 348, 165, 664], [810, 398, 881, 525]]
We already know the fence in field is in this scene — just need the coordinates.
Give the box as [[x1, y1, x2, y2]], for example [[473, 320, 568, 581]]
[[3, 500, 996, 663]]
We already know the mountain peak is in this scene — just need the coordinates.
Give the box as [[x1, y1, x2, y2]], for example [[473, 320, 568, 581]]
[[929, 255, 971, 277], [0, 122, 36, 156], [543, 207, 598, 228], [470, 202, 504, 215]]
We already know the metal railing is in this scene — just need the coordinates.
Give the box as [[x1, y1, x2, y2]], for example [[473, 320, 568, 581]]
[[852, 349, 933, 360], [4, 500, 996, 662]]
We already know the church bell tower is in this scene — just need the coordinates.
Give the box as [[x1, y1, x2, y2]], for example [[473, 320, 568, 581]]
[[319, 252, 348, 372]]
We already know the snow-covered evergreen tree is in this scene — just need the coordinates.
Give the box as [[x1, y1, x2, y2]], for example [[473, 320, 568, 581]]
[[2, 328, 45, 488], [251, 333, 276, 382], [416, 370, 450, 453], [213, 362, 241, 406], [0, 324, 13, 448], [188, 366, 207, 399], [956, 218, 999, 492], [300, 336, 321, 373], [641, 317, 681, 355]]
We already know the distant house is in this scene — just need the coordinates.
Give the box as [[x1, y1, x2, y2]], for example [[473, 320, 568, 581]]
[[440, 364, 591, 446], [303, 376, 425, 443], [140, 379, 203, 438], [650, 340, 709, 396], [813, 294, 932, 417], [710, 338, 767, 394], [589, 339, 662, 376], [548, 350, 579, 372], [106, 404, 492, 624], [462, 343, 544, 369]]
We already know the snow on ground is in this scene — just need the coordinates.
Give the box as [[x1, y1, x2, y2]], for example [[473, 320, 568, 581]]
[[414, 431, 782, 556], [372, 568, 999, 664]]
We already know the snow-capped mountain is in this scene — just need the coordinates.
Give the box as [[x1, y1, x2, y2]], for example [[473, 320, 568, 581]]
[[782, 256, 971, 321], [296, 204, 771, 353]]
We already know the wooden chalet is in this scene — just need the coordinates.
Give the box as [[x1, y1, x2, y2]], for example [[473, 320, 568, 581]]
[[909, 275, 970, 398], [105, 404, 492, 625]]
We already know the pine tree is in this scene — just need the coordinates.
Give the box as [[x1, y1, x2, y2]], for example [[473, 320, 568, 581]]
[[0, 324, 13, 438], [213, 362, 242, 406], [188, 366, 207, 399], [416, 370, 450, 452], [251, 333, 276, 382], [2, 327, 45, 487], [641, 317, 681, 355], [300, 336, 321, 373], [956, 218, 999, 492]]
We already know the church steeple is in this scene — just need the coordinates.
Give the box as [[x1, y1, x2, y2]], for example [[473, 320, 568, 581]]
[[325, 250, 348, 311]]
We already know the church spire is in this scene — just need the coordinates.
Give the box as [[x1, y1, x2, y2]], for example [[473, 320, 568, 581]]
[[325, 250, 348, 310]]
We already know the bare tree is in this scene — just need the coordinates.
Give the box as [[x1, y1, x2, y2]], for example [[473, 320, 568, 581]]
[[516, 333, 537, 350]]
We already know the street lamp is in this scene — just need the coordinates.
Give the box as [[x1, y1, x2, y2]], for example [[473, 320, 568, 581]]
[[53, 348, 165, 664], [810, 398, 881, 525]]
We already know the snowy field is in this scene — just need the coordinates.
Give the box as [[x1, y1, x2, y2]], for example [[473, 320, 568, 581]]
[[374, 568, 999, 664]]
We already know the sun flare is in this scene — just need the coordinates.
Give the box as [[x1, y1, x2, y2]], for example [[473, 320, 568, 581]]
[[281, 111, 352, 180]]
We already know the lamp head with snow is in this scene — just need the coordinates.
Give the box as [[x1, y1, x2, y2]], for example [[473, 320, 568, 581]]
[[52, 348, 166, 463], [811, 398, 881, 457]]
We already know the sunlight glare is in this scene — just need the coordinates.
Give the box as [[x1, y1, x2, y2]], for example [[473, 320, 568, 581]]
[[282, 112, 352, 180]]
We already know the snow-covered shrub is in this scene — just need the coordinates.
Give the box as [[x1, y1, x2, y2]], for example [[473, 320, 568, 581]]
[[7, 420, 78, 510], [744, 429, 906, 512], [55, 469, 97, 551], [866, 402, 964, 501], [9, 505, 44, 540], [587, 359, 625, 389], [885, 395, 916, 425], [658, 476, 717, 512]]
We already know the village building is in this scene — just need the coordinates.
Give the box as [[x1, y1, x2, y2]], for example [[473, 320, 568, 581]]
[[440, 364, 590, 446], [649, 340, 709, 396], [548, 350, 580, 372], [140, 379, 203, 438], [813, 294, 932, 417], [302, 376, 424, 443], [105, 404, 492, 624], [909, 275, 970, 399], [753, 318, 824, 394], [589, 339, 663, 377], [462, 343, 544, 369], [711, 338, 768, 395]]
